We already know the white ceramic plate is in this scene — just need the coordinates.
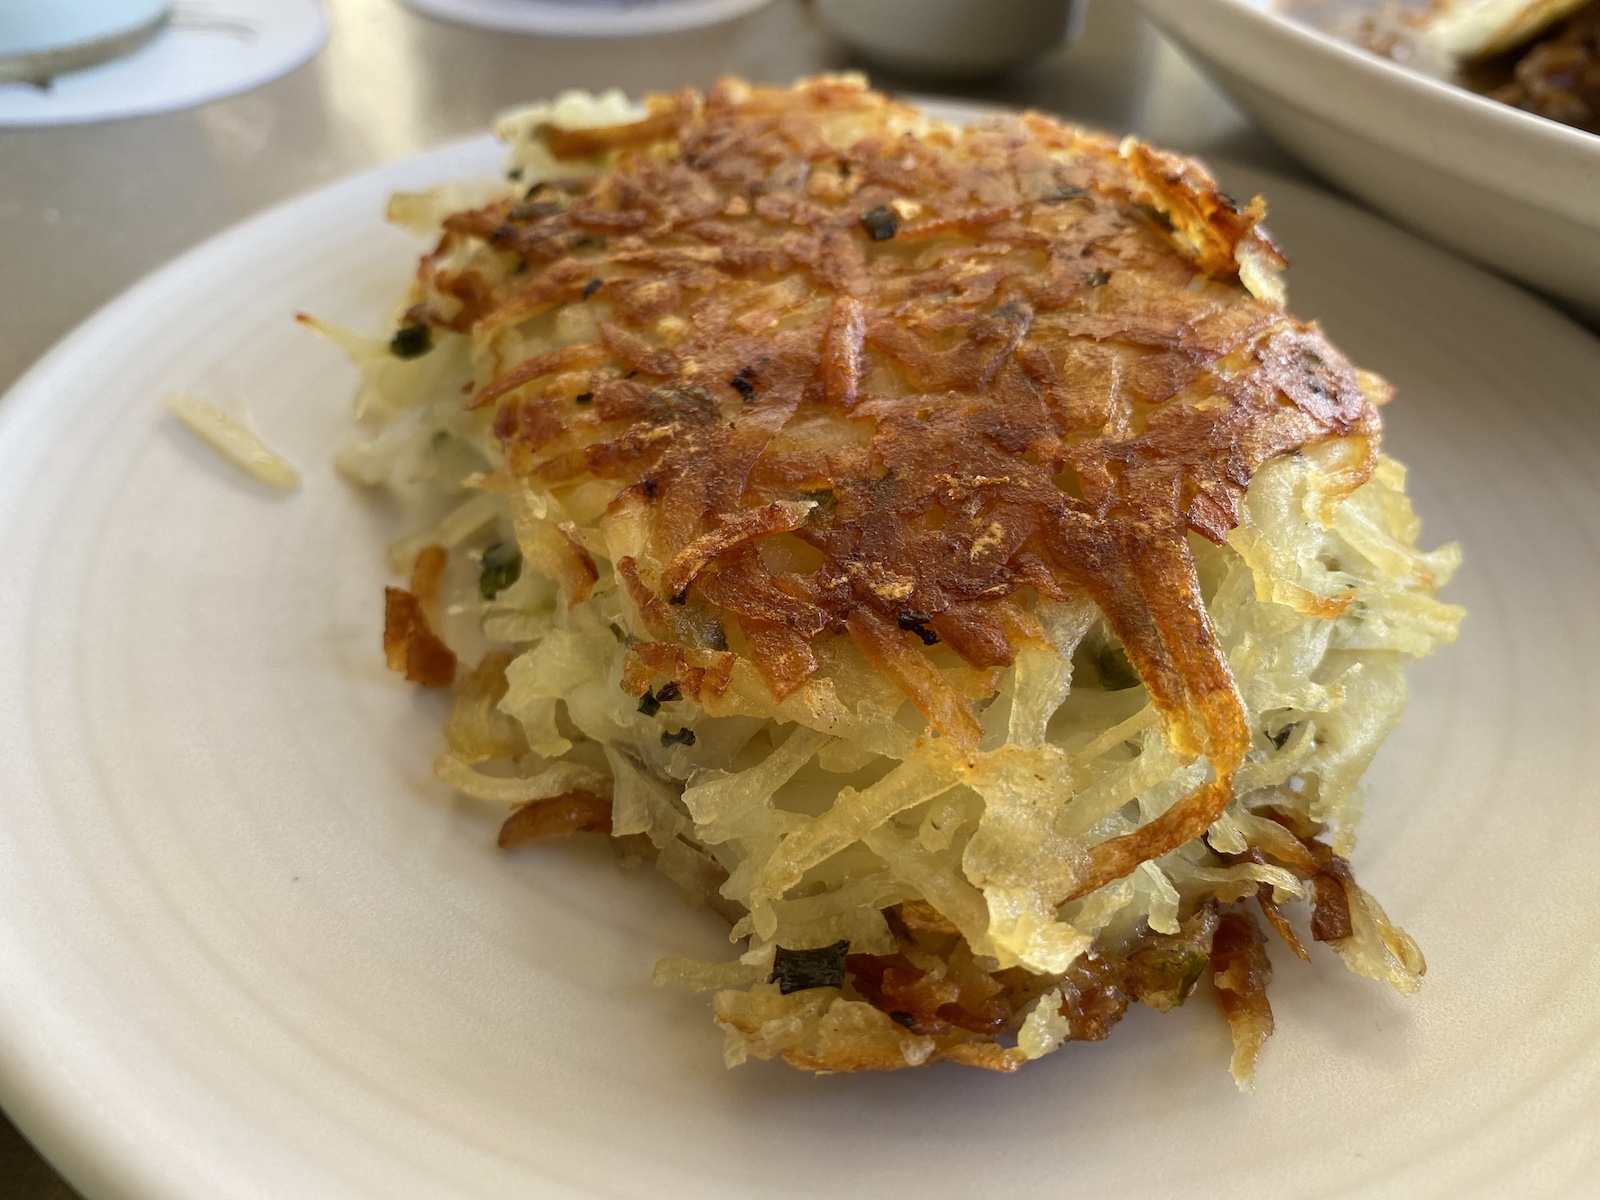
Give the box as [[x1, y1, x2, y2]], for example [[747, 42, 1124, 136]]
[[1135, 0, 1600, 323], [1, 119, 1598, 1200]]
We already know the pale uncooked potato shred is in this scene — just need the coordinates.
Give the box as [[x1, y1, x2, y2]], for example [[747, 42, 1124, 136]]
[[165, 393, 301, 489]]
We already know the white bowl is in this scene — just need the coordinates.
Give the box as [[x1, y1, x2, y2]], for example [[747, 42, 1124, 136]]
[[813, 0, 1086, 78], [1135, 0, 1600, 322]]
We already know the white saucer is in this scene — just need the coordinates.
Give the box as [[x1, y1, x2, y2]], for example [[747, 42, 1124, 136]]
[[0, 0, 327, 127]]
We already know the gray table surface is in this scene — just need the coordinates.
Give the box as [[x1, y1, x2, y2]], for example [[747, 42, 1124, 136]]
[[0, 0, 1571, 1195]]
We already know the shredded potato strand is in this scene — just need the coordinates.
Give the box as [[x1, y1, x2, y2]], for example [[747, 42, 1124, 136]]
[[165, 393, 301, 489]]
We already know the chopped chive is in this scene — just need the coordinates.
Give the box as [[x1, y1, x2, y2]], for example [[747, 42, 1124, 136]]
[[730, 365, 758, 400], [1136, 202, 1175, 230], [769, 941, 849, 993], [1042, 184, 1089, 202], [389, 323, 433, 359], [582, 278, 603, 300], [1097, 644, 1140, 690], [637, 691, 661, 717], [859, 205, 899, 241], [655, 680, 681, 703], [661, 727, 696, 748], [800, 488, 837, 516], [509, 200, 561, 220], [478, 541, 523, 600], [1124, 944, 1209, 1010], [897, 611, 940, 646]]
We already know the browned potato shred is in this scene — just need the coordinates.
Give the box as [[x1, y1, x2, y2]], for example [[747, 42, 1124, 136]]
[[382, 586, 456, 688], [1212, 911, 1276, 1087], [498, 790, 613, 848]]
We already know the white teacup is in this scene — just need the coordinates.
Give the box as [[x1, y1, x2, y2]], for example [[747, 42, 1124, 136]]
[[0, 0, 169, 84], [814, 0, 1088, 79]]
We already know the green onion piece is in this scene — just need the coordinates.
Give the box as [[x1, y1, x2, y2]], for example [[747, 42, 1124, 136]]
[[478, 541, 523, 600], [389, 323, 433, 359], [896, 611, 939, 645], [637, 691, 661, 717], [859, 205, 899, 241], [1042, 184, 1088, 202], [660, 727, 696, 748], [509, 199, 562, 220], [1121, 945, 1209, 1012], [769, 941, 850, 993], [1097, 644, 1140, 690]]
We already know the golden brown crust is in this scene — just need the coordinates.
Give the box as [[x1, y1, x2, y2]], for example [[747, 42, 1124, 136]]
[[1212, 910, 1275, 1086], [383, 585, 456, 687], [383, 544, 457, 688], [1310, 854, 1358, 943], [1244, 847, 1312, 962], [421, 76, 1382, 896], [498, 791, 614, 847]]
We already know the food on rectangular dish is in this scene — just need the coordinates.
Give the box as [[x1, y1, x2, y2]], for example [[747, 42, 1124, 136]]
[[1452, 0, 1600, 133], [1310, 0, 1600, 134], [311, 76, 1462, 1087]]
